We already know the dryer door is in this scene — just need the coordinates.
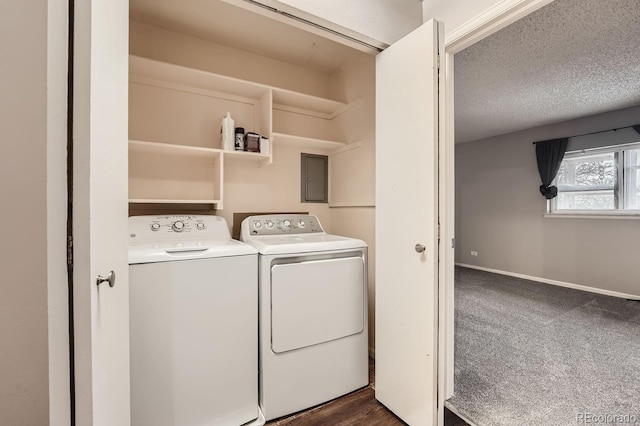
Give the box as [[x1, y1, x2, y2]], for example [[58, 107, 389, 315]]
[[271, 256, 365, 353]]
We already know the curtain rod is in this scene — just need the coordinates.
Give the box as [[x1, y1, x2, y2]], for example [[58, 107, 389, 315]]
[[532, 124, 640, 144]]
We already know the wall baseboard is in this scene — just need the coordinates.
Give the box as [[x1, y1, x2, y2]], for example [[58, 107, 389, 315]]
[[456, 263, 640, 300]]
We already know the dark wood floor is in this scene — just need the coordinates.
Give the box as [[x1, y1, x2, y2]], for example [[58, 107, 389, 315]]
[[265, 360, 469, 425]]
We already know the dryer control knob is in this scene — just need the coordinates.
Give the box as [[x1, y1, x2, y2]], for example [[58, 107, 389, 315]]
[[265, 221, 274, 229], [298, 220, 305, 228], [282, 219, 292, 228], [253, 221, 262, 230], [196, 223, 205, 230], [150, 223, 161, 231], [172, 221, 185, 232]]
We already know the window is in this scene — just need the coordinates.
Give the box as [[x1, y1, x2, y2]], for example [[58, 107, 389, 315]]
[[551, 143, 640, 214]]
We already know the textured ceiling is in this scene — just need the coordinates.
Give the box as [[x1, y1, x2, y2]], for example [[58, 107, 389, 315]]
[[454, 0, 640, 143]]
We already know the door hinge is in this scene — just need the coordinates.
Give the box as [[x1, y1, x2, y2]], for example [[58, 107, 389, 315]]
[[451, 237, 455, 249], [438, 224, 441, 241], [436, 54, 441, 69], [67, 236, 73, 266]]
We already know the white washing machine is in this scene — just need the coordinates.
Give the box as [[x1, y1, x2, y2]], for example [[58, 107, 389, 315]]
[[129, 215, 264, 426], [240, 214, 368, 421]]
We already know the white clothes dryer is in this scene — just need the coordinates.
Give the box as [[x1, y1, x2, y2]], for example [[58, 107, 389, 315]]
[[129, 215, 264, 426], [240, 214, 368, 421]]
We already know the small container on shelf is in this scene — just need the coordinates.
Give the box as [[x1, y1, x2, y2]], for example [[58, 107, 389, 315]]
[[234, 127, 245, 151], [260, 136, 270, 155], [244, 132, 260, 152]]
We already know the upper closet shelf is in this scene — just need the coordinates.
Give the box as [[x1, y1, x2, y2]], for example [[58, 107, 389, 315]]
[[129, 139, 220, 159], [271, 132, 345, 150], [272, 89, 350, 119], [129, 55, 349, 118], [128, 198, 222, 205], [130, 56, 268, 100], [129, 139, 271, 166]]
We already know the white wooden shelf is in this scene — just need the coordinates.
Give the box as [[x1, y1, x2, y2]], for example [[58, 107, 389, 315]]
[[128, 139, 274, 207], [129, 139, 270, 164], [271, 132, 346, 151], [130, 56, 269, 101], [128, 198, 222, 204], [272, 89, 347, 119], [129, 140, 223, 207], [128, 55, 357, 207], [129, 140, 220, 159], [130, 55, 348, 119], [223, 149, 272, 166]]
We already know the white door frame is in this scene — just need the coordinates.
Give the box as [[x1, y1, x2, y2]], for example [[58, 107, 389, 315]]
[[437, 0, 556, 422]]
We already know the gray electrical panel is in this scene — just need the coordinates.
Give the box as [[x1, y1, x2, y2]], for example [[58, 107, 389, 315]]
[[301, 153, 328, 203]]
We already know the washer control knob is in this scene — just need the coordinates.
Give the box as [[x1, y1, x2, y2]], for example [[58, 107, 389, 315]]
[[150, 223, 160, 231], [172, 221, 185, 232], [253, 221, 262, 230], [265, 221, 274, 229], [282, 219, 292, 228], [196, 223, 205, 230], [298, 220, 305, 228]]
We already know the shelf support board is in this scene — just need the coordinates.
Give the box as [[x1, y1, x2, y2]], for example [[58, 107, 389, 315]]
[[272, 103, 332, 120], [328, 97, 362, 120], [130, 75, 260, 106], [329, 140, 363, 156]]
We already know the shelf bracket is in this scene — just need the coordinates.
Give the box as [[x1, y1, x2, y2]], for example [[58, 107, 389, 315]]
[[329, 97, 362, 120], [329, 140, 363, 156]]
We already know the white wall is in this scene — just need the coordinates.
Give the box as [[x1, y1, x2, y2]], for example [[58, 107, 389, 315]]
[[456, 105, 640, 296], [328, 53, 376, 353], [251, 0, 519, 48], [273, 0, 423, 45], [130, 21, 333, 99], [0, 0, 69, 424], [423, 0, 509, 35]]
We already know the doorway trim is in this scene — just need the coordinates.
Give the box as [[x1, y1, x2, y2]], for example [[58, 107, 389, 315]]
[[438, 0, 557, 423]]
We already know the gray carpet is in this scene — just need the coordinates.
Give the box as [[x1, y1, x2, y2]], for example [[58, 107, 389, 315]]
[[447, 267, 640, 426]]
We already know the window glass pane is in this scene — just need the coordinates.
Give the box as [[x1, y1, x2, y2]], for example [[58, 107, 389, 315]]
[[556, 153, 616, 188], [556, 192, 615, 210], [624, 148, 640, 210], [555, 152, 616, 210]]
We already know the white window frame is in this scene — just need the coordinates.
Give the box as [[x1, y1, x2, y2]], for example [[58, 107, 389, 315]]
[[548, 142, 640, 217]]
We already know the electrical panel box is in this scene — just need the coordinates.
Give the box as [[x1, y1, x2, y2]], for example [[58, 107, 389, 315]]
[[301, 153, 328, 203]]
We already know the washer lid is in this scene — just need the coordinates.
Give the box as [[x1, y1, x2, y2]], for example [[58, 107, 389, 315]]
[[242, 233, 367, 255], [129, 239, 256, 264]]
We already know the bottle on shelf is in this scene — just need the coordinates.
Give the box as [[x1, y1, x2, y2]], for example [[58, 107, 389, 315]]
[[220, 112, 235, 151], [235, 127, 245, 151]]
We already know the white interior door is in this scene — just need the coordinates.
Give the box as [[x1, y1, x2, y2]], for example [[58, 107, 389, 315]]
[[73, 0, 130, 424], [375, 19, 443, 426]]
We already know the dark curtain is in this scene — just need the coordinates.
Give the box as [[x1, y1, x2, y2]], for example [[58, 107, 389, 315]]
[[633, 124, 640, 136], [535, 138, 569, 199]]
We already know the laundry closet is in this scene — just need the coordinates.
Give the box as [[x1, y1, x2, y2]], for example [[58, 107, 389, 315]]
[[127, 0, 376, 344]]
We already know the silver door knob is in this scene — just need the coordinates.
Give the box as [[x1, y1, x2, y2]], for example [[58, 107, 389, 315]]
[[96, 270, 116, 288], [415, 244, 426, 253]]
